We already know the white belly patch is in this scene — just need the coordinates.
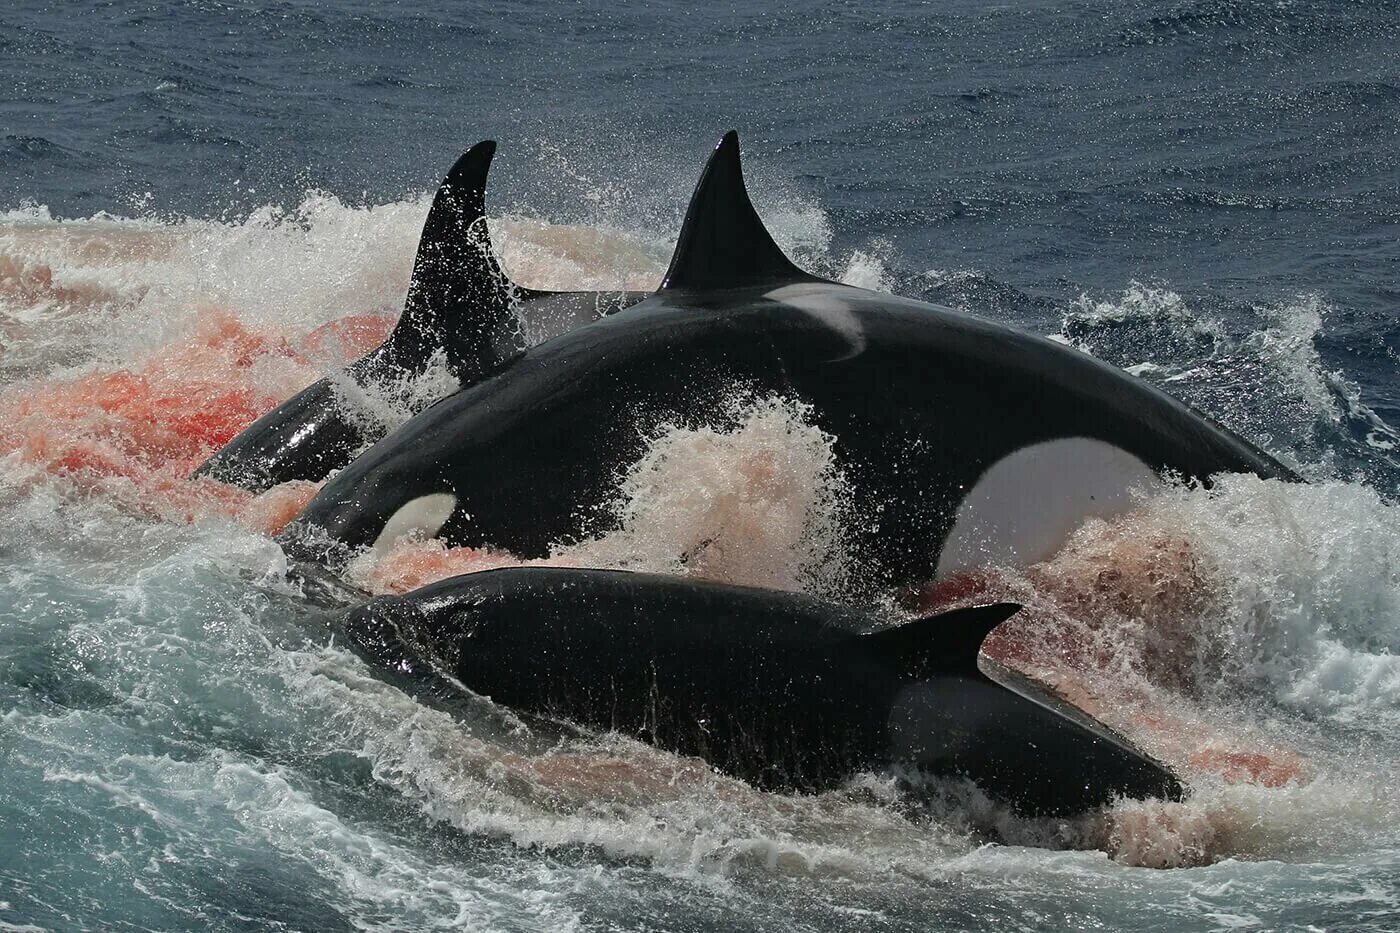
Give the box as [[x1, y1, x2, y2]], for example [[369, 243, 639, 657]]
[[935, 438, 1160, 579], [372, 492, 458, 556]]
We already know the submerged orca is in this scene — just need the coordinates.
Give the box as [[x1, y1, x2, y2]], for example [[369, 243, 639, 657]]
[[340, 566, 1183, 816], [285, 132, 1293, 594], [193, 141, 647, 492]]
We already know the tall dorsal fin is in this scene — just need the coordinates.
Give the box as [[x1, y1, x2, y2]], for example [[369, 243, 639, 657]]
[[389, 141, 524, 383], [864, 603, 1022, 678], [660, 131, 816, 291]]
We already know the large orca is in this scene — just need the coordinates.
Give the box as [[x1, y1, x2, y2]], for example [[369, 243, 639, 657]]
[[339, 566, 1184, 816], [193, 141, 647, 492], [284, 132, 1294, 595]]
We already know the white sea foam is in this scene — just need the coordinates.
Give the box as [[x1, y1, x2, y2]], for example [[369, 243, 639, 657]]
[[491, 215, 665, 292], [1141, 475, 1400, 720], [558, 393, 850, 594], [837, 243, 895, 292]]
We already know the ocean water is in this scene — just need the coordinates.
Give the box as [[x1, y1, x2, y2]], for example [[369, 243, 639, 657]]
[[2, 1, 1399, 929]]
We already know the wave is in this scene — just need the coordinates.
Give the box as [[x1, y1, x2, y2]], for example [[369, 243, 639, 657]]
[[1059, 282, 1400, 484], [1, 190, 1397, 882], [1111, 0, 1368, 49]]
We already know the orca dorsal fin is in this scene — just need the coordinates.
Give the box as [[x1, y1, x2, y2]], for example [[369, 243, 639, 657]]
[[864, 603, 1022, 678], [660, 131, 816, 291], [390, 140, 524, 383]]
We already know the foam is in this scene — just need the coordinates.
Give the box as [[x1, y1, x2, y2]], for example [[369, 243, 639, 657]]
[[1058, 285, 1400, 481], [560, 393, 851, 593], [491, 215, 665, 291]]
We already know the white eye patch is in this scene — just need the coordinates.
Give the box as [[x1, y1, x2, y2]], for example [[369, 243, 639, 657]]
[[372, 492, 458, 556]]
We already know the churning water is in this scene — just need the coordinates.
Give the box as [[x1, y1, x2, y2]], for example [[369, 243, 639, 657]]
[[2, 1, 1398, 929]]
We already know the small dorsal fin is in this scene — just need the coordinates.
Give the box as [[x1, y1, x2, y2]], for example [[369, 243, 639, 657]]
[[389, 141, 524, 383], [660, 131, 816, 291], [864, 603, 1022, 678]]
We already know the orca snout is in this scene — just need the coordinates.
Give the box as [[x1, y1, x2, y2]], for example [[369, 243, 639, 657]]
[[277, 520, 358, 577]]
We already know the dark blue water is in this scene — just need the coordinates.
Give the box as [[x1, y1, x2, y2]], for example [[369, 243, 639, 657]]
[[3, 2, 1399, 929]]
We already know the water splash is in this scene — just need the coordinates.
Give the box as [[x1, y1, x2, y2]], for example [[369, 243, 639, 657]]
[[1, 194, 1398, 889], [358, 392, 851, 596], [1060, 283, 1400, 485]]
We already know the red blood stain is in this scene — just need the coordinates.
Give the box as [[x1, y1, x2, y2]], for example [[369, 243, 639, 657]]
[[1187, 747, 1303, 788], [360, 539, 527, 594], [0, 308, 383, 533], [297, 314, 395, 362], [910, 561, 1308, 789]]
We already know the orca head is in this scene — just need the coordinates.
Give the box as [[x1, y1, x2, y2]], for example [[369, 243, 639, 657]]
[[340, 592, 442, 678], [340, 573, 507, 680], [280, 476, 462, 574], [369, 491, 459, 557]]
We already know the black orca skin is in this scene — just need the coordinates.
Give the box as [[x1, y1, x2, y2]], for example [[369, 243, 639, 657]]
[[339, 566, 1185, 817], [286, 132, 1294, 594], [192, 141, 646, 492]]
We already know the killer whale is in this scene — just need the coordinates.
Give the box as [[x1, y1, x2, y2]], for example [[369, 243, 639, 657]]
[[193, 141, 647, 492], [284, 131, 1294, 595], [339, 566, 1184, 816]]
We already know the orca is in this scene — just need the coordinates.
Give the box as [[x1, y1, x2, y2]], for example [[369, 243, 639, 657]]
[[193, 141, 647, 492], [338, 566, 1184, 817], [284, 131, 1295, 595]]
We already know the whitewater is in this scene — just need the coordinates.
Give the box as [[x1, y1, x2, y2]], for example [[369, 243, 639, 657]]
[[1, 183, 1398, 928]]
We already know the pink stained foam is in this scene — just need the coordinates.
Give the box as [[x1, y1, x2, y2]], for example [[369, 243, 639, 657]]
[[911, 525, 1308, 793], [0, 307, 392, 533], [358, 539, 536, 594]]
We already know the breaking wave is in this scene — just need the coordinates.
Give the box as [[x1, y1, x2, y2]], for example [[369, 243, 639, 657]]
[[1060, 282, 1400, 485], [0, 186, 1396, 913]]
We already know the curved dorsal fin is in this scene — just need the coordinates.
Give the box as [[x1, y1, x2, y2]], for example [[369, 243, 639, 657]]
[[864, 603, 1022, 678], [389, 141, 524, 383], [661, 131, 815, 291]]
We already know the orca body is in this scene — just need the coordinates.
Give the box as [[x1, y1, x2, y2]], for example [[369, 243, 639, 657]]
[[286, 132, 1293, 593], [340, 566, 1183, 816], [193, 141, 646, 492]]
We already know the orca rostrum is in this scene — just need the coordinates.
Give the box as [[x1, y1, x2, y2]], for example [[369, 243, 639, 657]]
[[285, 132, 1295, 595], [339, 566, 1184, 817]]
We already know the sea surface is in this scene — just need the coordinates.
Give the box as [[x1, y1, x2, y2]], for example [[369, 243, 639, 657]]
[[2, 1, 1399, 930]]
